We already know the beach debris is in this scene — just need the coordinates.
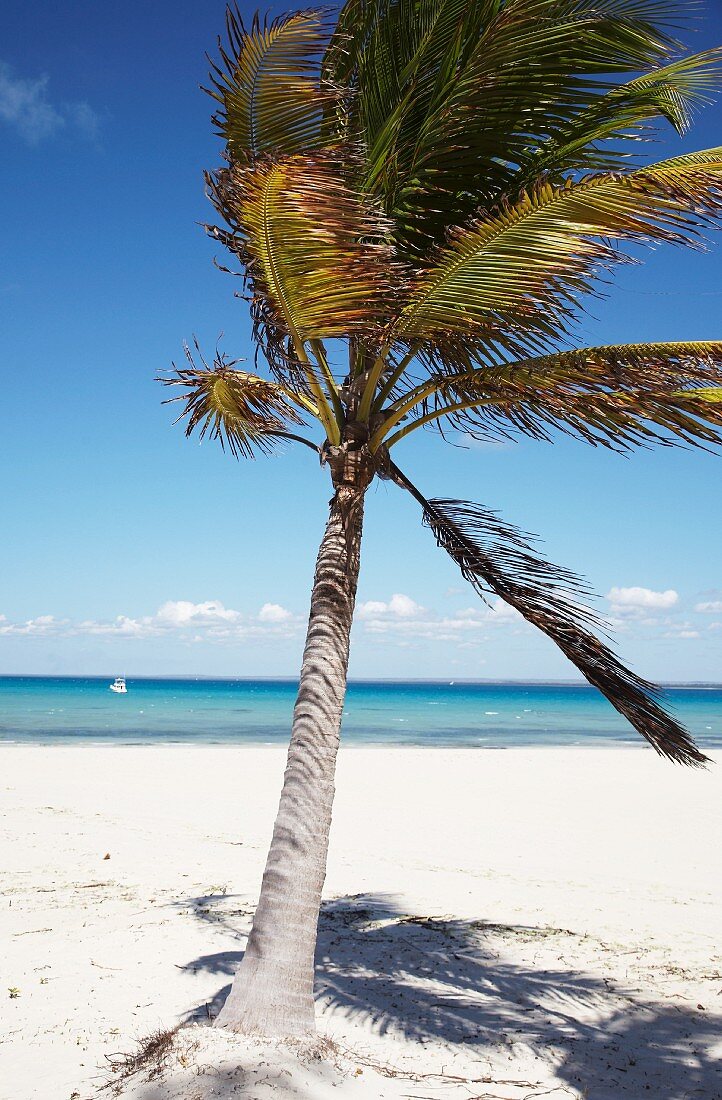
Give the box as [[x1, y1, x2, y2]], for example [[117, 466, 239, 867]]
[[8, 987, 20, 998], [101, 1024, 199, 1090], [103, 852, 111, 860]]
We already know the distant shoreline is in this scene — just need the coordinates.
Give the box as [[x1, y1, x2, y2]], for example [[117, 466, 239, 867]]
[[1, 674, 721, 689]]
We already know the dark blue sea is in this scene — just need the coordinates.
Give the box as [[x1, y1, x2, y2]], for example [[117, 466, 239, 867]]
[[0, 677, 720, 748]]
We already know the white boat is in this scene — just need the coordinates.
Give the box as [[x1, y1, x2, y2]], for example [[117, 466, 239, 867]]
[[110, 677, 127, 694]]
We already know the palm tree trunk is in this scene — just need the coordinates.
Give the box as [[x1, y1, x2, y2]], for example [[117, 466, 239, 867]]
[[214, 477, 366, 1036]]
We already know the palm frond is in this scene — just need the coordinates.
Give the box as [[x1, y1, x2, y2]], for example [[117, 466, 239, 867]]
[[208, 7, 334, 159], [352, 0, 688, 249], [207, 152, 403, 374], [161, 344, 307, 459], [690, 387, 722, 405], [410, 341, 722, 451], [327, 0, 496, 193], [390, 149, 722, 358], [390, 466, 707, 765], [524, 48, 722, 180]]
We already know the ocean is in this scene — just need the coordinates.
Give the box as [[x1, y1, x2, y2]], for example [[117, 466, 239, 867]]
[[1, 676, 720, 749]]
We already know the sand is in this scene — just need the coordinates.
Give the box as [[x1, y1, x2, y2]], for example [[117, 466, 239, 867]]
[[1, 744, 721, 1100]]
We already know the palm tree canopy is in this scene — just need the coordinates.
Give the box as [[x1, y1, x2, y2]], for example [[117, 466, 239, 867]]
[[164, 0, 722, 764], [190, 0, 722, 452]]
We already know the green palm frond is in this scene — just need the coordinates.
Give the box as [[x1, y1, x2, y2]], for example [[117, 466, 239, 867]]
[[524, 48, 722, 179], [324, 0, 495, 189], [208, 7, 334, 159], [331, 0, 686, 249], [207, 153, 401, 369], [161, 344, 307, 459], [390, 465, 708, 766], [389, 149, 722, 358], [689, 387, 722, 404], [386, 341, 722, 451]]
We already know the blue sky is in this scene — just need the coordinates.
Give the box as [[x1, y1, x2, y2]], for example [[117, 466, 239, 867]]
[[1, 1, 721, 681]]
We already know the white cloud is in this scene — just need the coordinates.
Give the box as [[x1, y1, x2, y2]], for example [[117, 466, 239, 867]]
[[388, 593, 423, 617], [0, 61, 100, 144], [488, 598, 523, 622], [258, 603, 293, 623], [358, 600, 387, 618], [663, 628, 700, 640], [155, 600, 240, 627], [606, 586, 679, 614], [695, 600, 722, 614], [454, 599, 520, 623], [358, 593, 424, 619], [63, 100, 100, 140], [0, 614, 62, 636], [77, 614, 152, 637], [356, 594, 524, 643]]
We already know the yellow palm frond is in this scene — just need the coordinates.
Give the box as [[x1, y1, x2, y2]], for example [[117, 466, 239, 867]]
[[388, 148, 722, 358], [161, 344, 308, 459], [208, 7, 335, 159], [379, 341, 722, 451], [208, 153, 401, 364]]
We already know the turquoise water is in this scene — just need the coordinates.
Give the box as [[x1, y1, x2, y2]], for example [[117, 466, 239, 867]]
[[0, 677, 720, 748]]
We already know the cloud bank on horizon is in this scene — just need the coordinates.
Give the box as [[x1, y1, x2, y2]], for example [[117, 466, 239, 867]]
[[2, 587, 720, 650], [0, 600, 298, 642]]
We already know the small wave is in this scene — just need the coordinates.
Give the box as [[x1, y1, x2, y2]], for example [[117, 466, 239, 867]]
[[484, 711, 498, 715]]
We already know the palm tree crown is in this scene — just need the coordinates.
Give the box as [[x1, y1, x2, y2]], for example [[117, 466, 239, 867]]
[[167, 0, 722, 764]]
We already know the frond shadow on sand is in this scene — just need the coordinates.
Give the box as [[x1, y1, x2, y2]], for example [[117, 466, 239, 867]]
[[130, 892, 721, 1100]]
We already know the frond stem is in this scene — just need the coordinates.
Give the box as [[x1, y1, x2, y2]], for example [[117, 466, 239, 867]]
[[372, 341, 424, 412], [309, 339, 345, 426], [277, 385, 320, 418], [373, 397, 490, 451], [357, 343, 391, 423], [267, 430, 321, 454], [293, 340, 341, 446]]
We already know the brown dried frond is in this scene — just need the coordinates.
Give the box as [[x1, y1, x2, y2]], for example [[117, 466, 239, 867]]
[[206, 150, 407, 380], [390, 465, 708, 767], [161, 342, 305, 459]]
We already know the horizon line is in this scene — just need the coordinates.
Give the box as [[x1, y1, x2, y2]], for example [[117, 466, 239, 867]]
[[1, 674, 721, 689]]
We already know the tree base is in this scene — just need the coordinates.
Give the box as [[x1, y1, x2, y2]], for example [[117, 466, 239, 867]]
[[213, 960, 317, 1037]]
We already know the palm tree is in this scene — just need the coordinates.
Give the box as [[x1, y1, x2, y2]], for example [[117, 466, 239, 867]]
[[163, 0, 722, 1038]]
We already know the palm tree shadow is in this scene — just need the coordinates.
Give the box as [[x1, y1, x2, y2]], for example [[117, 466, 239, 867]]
[[178, 892, 721, 1099]]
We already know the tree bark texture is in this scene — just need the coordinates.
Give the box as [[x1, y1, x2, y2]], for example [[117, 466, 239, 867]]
[[215, 478, 366, 1036]]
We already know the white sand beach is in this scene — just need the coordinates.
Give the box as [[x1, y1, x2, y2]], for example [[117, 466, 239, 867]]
[[2, 745, 721, 1100]]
